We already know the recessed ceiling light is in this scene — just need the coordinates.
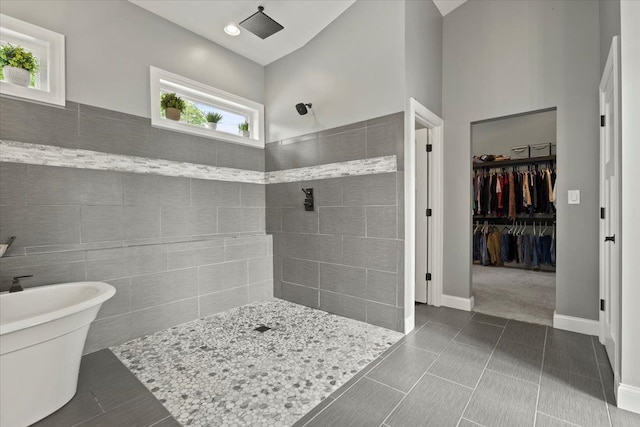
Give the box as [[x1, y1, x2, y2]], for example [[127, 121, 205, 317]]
[[224, 24, 241, 36]]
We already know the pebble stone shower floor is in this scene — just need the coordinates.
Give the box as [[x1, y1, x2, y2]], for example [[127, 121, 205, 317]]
[[111, 299, 402, 426]]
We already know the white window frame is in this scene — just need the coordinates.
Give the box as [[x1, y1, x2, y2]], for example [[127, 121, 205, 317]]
[[150, 66, 265, 148], [0, 14, 65, 107]]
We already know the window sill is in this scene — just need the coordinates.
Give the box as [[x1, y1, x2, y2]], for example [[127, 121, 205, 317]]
[[152, 116, 260, 148]]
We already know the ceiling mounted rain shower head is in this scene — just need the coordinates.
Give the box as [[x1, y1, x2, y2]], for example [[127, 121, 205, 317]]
[[239, 6, 284, 40]]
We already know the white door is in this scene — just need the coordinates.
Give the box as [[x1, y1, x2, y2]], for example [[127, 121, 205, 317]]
[[415, 128, 429, 303], [599, 36, 620, 376]]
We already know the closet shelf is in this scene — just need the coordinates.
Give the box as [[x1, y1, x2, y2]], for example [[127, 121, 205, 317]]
[[472, 155, 556, 170]]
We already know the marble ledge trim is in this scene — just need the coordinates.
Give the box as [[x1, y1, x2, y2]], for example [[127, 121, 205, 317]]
[[265, 155, 397, 184], [0, 140, 265, 184], [0, 140, 397, 184]]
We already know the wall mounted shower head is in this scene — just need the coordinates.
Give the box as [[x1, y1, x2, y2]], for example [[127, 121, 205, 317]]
[[296, 103, 312, 115]]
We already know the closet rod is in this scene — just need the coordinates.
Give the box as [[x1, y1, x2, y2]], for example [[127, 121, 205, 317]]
[[472, 217, 555, 225]]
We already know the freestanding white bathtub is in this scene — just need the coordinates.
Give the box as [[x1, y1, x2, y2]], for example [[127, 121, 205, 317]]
[[0, 281, 115, 427]]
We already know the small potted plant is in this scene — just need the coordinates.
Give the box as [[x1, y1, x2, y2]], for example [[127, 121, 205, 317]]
[[206, 112, 223, 130], [238, 121, 250, 137], [160, 92, 185, 121], [0, 44, 39, 87]]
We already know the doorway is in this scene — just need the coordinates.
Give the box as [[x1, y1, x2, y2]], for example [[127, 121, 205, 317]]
[[404, 98, 444, 333], [470, 108, 557, 326]]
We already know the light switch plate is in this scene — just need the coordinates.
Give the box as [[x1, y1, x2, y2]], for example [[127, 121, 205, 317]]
[[568, 190, 580, 204]]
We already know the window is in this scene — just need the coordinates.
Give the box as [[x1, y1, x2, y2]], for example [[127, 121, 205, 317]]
[[0, 14, 65, 106], [150, 66, 265, 148]]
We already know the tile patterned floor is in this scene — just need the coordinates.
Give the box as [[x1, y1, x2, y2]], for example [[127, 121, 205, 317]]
[[112, 299, 402, 426], [35, 301, 640, 427], [297, 304, 640, 427], [33, 349, 180, 427]]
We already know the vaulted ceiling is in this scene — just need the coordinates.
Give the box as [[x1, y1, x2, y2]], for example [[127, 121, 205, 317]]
[[129, 1, 356, 66]]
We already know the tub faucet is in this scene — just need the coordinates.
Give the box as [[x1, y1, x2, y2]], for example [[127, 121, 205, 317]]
[[9, 275, 32, 293]]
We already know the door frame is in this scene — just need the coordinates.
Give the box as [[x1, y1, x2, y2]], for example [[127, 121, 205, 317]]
[[599, 35, 621, 396], [404, 98, 444, 334]]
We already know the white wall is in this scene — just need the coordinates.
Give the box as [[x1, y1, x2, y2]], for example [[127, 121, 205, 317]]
[[264, 1, 406, 142], [471, 109, 556, 157], [405, 0, 443, 118], [442, 1, 601, 320], [619, 0, 640, 410], [1, 0, 264, 117], [599, 0, 621, 75]]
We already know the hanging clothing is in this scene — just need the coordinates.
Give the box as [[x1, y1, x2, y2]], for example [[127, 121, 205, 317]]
[[508, 172, 516, 219], [487, 230, 503, 266]]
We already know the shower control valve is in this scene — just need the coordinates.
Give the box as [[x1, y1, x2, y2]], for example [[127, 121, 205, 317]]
[[302, 188, 314, 212]]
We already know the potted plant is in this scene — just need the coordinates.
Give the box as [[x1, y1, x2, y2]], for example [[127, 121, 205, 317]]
[[160, 92, 185, 121], [238, 121, 250, 137], [0, 44, 39, 87], [205, 112, 223, 130]]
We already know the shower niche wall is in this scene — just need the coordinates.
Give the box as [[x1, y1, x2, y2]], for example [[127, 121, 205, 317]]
[[471, 108, 557, 326]]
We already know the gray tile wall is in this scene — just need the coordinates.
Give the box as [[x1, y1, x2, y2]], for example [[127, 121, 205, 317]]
[[0, 163, 266, 256], [0, 97, 270, 353], [0, 97, 265, 171], [266, 113, 404, 171], [266, 113, 405, 332]]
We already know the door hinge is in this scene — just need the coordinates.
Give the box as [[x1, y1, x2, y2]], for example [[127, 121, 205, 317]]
[[600, 207, 605, 219], [605, 235, 616, 243], [601, 115, 605, 127], [426, 208, 432, 217], [600, 299, 605, 311], [426, 273, 432, 281], [426, 144, 433, 153]]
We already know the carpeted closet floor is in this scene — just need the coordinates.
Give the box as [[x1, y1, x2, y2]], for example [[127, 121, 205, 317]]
[[472, 265, 555, 326]]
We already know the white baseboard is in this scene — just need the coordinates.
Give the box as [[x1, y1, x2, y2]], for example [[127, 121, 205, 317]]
[[553, 311, 599, 335], [618, 383, 640, 414], [441, 294, 474, 312]]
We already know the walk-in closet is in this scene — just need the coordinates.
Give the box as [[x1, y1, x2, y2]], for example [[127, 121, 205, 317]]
[[471, 108, 557, 325]]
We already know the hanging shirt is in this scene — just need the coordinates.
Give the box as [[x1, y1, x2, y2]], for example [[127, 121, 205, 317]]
[[508, 172, 516, 219]]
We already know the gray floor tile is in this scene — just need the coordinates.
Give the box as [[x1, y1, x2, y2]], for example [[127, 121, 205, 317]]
[[31, 390, 103, 427], [599, 362, 616, 404], [367, 344, 438, 392], [404, 322, 460, 354], [487, 338, 543, 384], [543, 347, 600, 379], [431, 307, 474, 328], [328, 352, 389, 400], [292, 397, 334, 427], [454, 320, 504, 350], [538, 367, 609, 427], [80, 348, 120, 372], [609, 403, 640, 427], [545, 328, 595, 355], [414, 304, 443, 326], [386, 374, 472, 427], [76, 393, 170, 427], [535, 412, 576, 426], [78, 357, 150, 411], [464, 370, 538, 427], [428, 341, 492, 388], [150, 417, 182, 427], [592, 336, 609, 364], [306, 377, 403, 427], [502, 320, 547, 348], [472, 312, 509, 327], [459, 419, 484, 427]]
